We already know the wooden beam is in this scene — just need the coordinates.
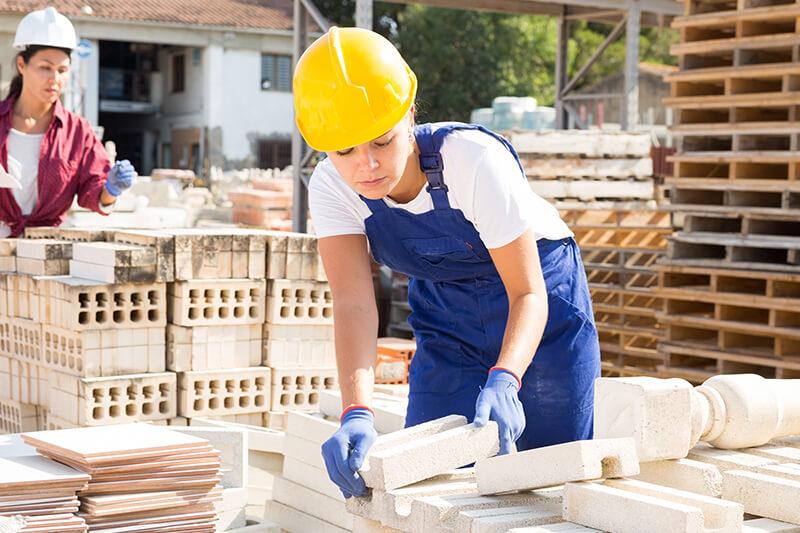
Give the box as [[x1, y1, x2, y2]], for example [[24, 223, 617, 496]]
[[622, 2, 640, 131], [555, 7, 569, 129], [561, 15, 627, 97], [355, 0, 373, 29], [293, 0, 310, 233], [381, 0, 681, 16]]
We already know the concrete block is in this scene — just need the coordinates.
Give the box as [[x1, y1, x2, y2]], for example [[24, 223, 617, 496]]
[[476, 438, 639, 495], [319, 389, 406, 434], [756, 463, 800, 482], [69, 259, 157, 283], [722, 470, 800, 524], [0, 398, 40, 433], [6, 318, 41, 365], [594, 376, 694, 462], [285, 411, 339, 444], [635, 458, 723, 497], [72, 242, 156, 267], [454, 504, 562, 533], [168, 279, 265, 327], [15, 239, 72, 260], [171, 426, 248, 488], [563, 478, 744, 533], [741, 518, 800, 533], [273, 476, 353, 530], [361, 415, 499, 491], [112, 229, 175, 282], [262, 323, 335, 367], [178, 367, 271, 418], [263, 500, 348, 533], [688, 442, 777, 472], [269, 366, 337, 412], [16, 257, 69, 276], [265, 279, 333, 325], [282, 456, 343, 501], [167, 324, 261, 371]]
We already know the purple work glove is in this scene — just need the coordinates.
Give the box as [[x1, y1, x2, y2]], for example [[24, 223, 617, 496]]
[[104, 159, 136, 197], [474, 367, 525, 455], [321, 406, 377, 498]]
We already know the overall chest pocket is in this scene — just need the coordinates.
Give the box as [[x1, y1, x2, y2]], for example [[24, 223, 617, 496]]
[[402, 235, 488, 267]]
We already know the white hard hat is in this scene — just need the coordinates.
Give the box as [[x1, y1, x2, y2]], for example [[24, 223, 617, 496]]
[[13, 7, 78, 51]]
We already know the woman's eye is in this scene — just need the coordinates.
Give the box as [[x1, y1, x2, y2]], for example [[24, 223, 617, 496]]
[[374, 138, 393, 147], [336, 149, 353, 156]]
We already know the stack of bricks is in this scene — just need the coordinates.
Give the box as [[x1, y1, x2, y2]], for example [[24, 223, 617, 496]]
[[229, 179, 293, 230], [0, 226, 339, 436], [657, 0, 800, 383]]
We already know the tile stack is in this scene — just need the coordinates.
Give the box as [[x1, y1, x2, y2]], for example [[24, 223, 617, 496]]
[[658, 0, 800, 382], [21, 423, 222, 532]]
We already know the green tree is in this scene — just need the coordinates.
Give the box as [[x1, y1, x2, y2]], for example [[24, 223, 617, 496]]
[[397, 6, 556, 122]]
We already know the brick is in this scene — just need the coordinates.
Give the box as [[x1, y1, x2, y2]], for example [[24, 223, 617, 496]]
[[0, 239, 19, 256], [265, 234, 288, 279], [171, 426, 247, 488], [741, 445, 800, 463], [69, 260, 157, 283], [22, 227, 61, 239], [635, 458, 723, 497], [269, 366, 337, 412], [44, 411, 78, 430], [56, 228, 109, 243], [6, 318, 41, 364], [37, 277, 166, 331], [319, 389, 406, 434], [41, 325, 165, 377], [454, 505, 562, 533], [594, 377, 695, 462], [15, 239, 72, 260], [352, 517, 404, 533], [757, 463, 800, 481], [168, 279, 265, 326], [0, 398, 40, 433], [507, 523, 600, 532], [72, 242, 156, 267], [688, 442, 777, 472], [361, 416, 499, 491], [273, 476, 353, 530], [285, 411, 339, 444], [263, 500, 349, 533], [262, 324, 335, 367], [167, 324, 261, 371], [112, 230, 175, 282], [741, 518, 800, 532], [190, 417, 285, 454], [476, 438, 638, 495], [722, 470, 800, 524], [563, 479, 744, 533], [16, 257, 69, 276], [282, 456, 344, 501], [178, 366, 271, 418], [266, 279, 332, 325], [48, 370, 176, 426], [7, 359, 46, 407]]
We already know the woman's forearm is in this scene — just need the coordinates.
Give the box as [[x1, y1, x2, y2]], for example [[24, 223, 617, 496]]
[[333, 302, 380, 410], [99, 188, 116, 207], [495, 292, 548, 379]]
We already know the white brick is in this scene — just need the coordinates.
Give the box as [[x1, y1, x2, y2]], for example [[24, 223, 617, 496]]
[[454, 504, 562, 533], [167, 324, 261, 371], [594, 377, 694, 462], [72, 242, 156, 267], [190, 417, 285, 455], [740, 445, 800, 463], [273, 476, 353, 530], [285, 411, 339, 443], [170, 426, 248, 488], [361, 416, 499, 491], [266, 279, 333, 325], [319, 389, 406, 434], [178, 367, 271, 418], [476, 438, 638, 495], [168, 279, 266, 327], [722, 470, 800, 524], [635, 458, 723, 497], [262, 323, 335, 367], [15, 239, 71, 260], [508, 523, 600, 532], [69, 260, 157, 283], [263, 500, 348, 533], [282, 456, 344, 501], [269, 366, 337, 412], [688, 443, 777, 472], [741, 518, 800, 533]]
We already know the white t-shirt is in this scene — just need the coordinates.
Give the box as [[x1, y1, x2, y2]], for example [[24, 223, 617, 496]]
[[0, 129, 45, 238], [309, 126, 572, 248]]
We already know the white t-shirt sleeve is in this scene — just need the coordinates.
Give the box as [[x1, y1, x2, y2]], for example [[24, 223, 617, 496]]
[[308, 159, 366, 238], [467, 137, 570, 248]]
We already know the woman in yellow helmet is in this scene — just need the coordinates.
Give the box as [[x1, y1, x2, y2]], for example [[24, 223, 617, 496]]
[[294, 27, 600, 498]]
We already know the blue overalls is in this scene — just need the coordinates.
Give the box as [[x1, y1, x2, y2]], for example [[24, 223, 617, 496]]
[[361, 122, 601, 450]]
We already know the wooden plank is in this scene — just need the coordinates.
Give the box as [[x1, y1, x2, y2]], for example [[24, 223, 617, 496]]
[[671, 32, 800, 56], [668, 152, 800, 163], [664, 178, 800, 192], [672, 3, 800, 29], [508, 130, 651, 157], [664, 91, 800, 109], [665, 62, 800, 82], [521, 157, 653, 179], [670, 121, 800, 136]]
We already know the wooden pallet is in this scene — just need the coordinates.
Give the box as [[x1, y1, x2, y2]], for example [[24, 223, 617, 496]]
[[667, 232, 800, 272], [666, 181, 800, 218], [660, 341, 800, 381]]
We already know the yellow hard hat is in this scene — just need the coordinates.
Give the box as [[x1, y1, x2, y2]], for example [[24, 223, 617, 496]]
[[293, 27, 417, 152]]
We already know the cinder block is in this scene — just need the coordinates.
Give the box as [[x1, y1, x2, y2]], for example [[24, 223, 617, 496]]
[[262, 323, 335, 367], [266, 279, 333, 325], [594, 377, 694, 462], [273, 476, 353, 530], [72, 242, 156, 267], [361, 415, 499, 491], [263, 499, 349, 533], [476, 438, 639, 495], [319, 389, 406, 434], [69, 259, 157, 283], [171, 426, 248, 488], [7, 318, 42, 364], [563, 478, 744, 533], [688, 442, 777, 472], [168, 279, 266, 327], [722, 470, 800, 524], [55, 228, 109, 243], [48, 370, 176, 426], [0, 398, 40, 433], [41, 325, 165, 377], [635, 458, 723, 497], [269, 366, 337, 412], [178, 366, 271, 418], [167, 324, 261, 371]]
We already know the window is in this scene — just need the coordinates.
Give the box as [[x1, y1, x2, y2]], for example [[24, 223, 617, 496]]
[[171, 54, 185, 93], [258, 140, 291, 169], [261, 54, 292, 92]]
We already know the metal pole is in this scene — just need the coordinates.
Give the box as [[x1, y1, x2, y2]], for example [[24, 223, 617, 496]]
[[622, 2, 641, 131], [356, 0, 373, 29], [292, 0, 309, 233], [554, 7, 569, 130]]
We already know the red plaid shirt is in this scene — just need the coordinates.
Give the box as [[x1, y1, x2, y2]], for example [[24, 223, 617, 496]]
[[0, 95, 111, 237]]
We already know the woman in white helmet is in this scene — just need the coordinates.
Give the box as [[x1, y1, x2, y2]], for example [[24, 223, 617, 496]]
[[0, 7, 136, 237]]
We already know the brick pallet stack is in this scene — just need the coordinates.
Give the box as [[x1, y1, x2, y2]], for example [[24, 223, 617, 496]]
[[0, 226, 338, 434], [659, 0, 800, 382], [508, 130, 668, 379]]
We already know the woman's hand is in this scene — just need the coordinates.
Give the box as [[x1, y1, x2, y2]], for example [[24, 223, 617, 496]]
[[104, 159, 136, 197]]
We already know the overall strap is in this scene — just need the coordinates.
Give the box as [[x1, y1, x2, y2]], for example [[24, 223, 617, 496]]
[[359, 195, 389, 214]]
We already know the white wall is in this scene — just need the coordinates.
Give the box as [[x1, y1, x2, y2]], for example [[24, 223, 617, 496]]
[[160, 46, 204, 116], [218, 48, 294, 164]]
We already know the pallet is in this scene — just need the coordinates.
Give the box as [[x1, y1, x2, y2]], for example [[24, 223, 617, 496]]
[[560, 208, 670, 229], [660, 341, 800, 381], [675, 3, 800, 27], [665, 181, 800, 218], [667, 231, 800, 272]]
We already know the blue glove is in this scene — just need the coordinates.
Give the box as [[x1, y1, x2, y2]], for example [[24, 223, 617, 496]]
[[474, 368, 525, 455], [321, 407, 377, 498], [104, 160, 136, 197]]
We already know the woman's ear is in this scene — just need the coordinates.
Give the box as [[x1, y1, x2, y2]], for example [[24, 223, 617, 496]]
[[16, 55, 25, 76]]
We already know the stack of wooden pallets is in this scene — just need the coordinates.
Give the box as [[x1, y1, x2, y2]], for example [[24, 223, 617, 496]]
[[658, 0, 800, 382]]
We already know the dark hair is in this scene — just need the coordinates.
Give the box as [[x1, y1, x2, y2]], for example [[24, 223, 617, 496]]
[[5, 45, 72, 101]]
